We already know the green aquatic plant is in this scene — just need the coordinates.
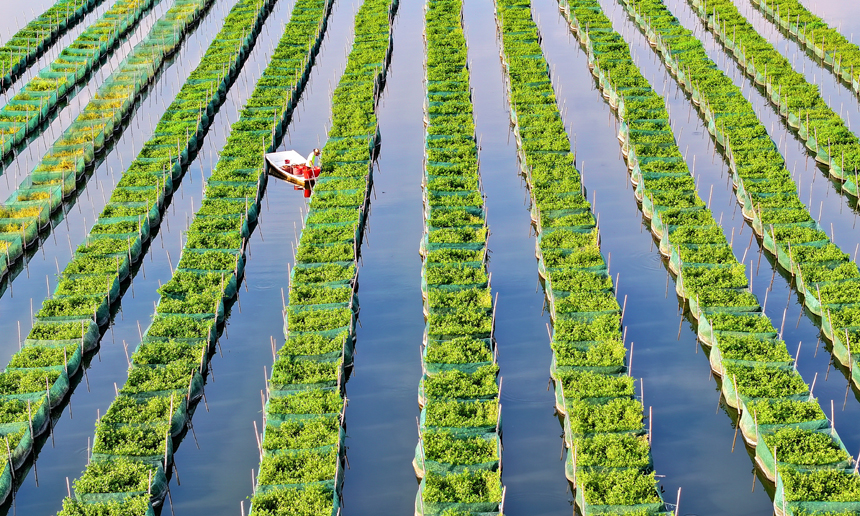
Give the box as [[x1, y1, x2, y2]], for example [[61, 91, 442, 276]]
[[423, 470, 502, 504]]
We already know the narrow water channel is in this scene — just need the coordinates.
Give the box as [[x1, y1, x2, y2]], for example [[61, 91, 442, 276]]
[[529, 0, 778, 511], [775, 0, 860, 49], [0, 0, 63, 41], [657, 0, 860, 270], [336, 0, 426, 512], [463, 0, 573, 514]]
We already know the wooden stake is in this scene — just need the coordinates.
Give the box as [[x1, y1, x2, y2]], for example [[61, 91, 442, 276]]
[[831, 399, 835, 430], [794, 341, 801, 370], [648, 406, 652, 444], [779, 307, 787, 340], [628, 341, 634, 377]]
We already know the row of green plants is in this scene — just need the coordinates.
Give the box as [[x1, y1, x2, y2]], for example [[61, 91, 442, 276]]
[[415, 0, 503, 514], [688, 0, 860, 194], [494, 0, 669, 513], [0, 0, 212, 284], [0, 0, 160, 162], [622, 0, 860, 432], [0, 0, 104, 89], [56, 0, 339, 513], [590, 0, 860, 513], [6, 0, 280, 509], [248, 0, 397, 512], [750, 0, 860, 99]]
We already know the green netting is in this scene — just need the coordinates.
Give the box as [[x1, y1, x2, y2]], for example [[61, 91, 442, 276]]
[[176, 248, 245, 280], [36, 292, 111, 327], [0, 0, 102, 83], [62, 118, 112, 150], [283, 306, 357, 343], [289, 261, 355, 288], [90, 421, 175, 466], [75, 461, 168, 506], [797, 278, 860, 318], [687, 289, 761, 320], [249, 483, 341, 516], [0, 234, 24, 266], [418, 401, 499, 437], [0, 392, 51, 438], [420, 233, 486, 256], [4, 97, 49, 120], [413, 432, 500, 476], [3, 366, 70, 409], [755, 426, 851, 480], [37, 154, 88, 180], [707, 339, 792, 377], [573, 484, 667, 516], [0, 462, 11, 507], [825, 326, 860, 389], [25, 168, 77, 198], [19, 339, 84, 377], [0, 121, 26, 147], [415, 477, 501, 516], [0, 421, 35, 469], [264, 388, 343, 424], [268, 354, 344, 393], [720, 364, 808, 410], [260, 414, 345, 454], [57, 272, 121, 304], [417, 373, 497, 408], [421, 268, 488, 296], [422, 338, 493, 375], [737, 395, 828, 445], [549, 350, 626, 379], [96, 214, 151, 244], [109, 391, 188, 438], [423, 317, 491, 342], [25, 318, 101, 353], [103, 201, 161, 228], [50, 137, 95, 164], [8, 183, 62, 214], [695, 311, 775, 347], [0, 216, 40, 247], [773, 468, 860, 516], [141, 313, 214, 348], [81, 234, 143, 263]]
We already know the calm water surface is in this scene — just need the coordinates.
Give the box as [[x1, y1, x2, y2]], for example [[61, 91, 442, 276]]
[[1, 0, 859, 514]]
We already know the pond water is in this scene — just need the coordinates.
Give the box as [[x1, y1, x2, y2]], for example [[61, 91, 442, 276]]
[[1, 0, 859, 514]]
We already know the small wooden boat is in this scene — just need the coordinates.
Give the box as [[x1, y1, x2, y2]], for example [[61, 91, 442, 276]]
[[265, 150, 321, 188]]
